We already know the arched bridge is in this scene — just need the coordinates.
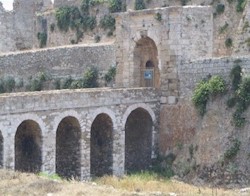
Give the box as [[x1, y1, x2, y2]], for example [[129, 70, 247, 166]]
[[0, 88, 160, 179]]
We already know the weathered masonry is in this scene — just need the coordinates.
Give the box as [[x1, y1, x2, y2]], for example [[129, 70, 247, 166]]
[[0, 88, 160, 179]]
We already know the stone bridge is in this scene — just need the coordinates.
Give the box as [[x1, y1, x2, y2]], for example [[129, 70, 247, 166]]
[[0, 88, 160, 179]]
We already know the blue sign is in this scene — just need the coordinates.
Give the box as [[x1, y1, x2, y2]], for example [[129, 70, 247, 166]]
[[144, 70, 153, 79]]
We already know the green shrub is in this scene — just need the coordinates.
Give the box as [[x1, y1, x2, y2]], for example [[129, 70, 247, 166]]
[[236, 0, 246, 12], [37, 32, 47, 48], [135, 0, 146, 10], [100, 15, 115, 33], [243, 21, 249, 32], [70, 80, 84, 89], [225, 38, 233, 48], [224, 139, 241, 160], [81, 0, 90, 15], [61, 76, 73, 89], [192, 76, 226, 116], [94, 35, 101, 43], [181, 0, 190, 6], [192, 81, 210, 116], [104, 66, 116, 84], [5, 76, 15, 92], [233, 110, 246, 127], [76, 29, 84, 42], [227, 65, 250, 128], [245, 38, 250, 47], [230, 64, 242, 91], [208, 76, 226, 96], [216, 4, 225, 15], [30, 79, 43, 91], [227, 97, 237, 108], [155, 12, 162, 22], [82, 67, 98, 88], [50, 23, 55, 32], [236, 76, 250, 110], [56, 5, 96, 34], [54, 79, 61, 90], [109, 0, 124, 13], [0, 80, 5, 93], [55, 6, 72, 32]]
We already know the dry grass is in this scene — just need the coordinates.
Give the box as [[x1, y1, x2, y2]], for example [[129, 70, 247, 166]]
[[96, 172, 246, 196], [0, 169, 248, 196]]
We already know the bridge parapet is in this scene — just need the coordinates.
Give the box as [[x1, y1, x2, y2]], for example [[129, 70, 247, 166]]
[[0, 87, 160, 115]]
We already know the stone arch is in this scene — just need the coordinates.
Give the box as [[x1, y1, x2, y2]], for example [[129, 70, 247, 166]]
[[124, 106, 154, 172], [90, 113, 113, 177], [15, 120, 42, 173], [133, 36, 160, 88], [56, 116, 81, 179], [0, 131, 3, 168], [122, 103, 156, 128]]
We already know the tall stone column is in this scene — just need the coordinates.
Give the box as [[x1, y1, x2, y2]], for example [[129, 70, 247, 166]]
[[112, 126, 125, 176], [42, 131, 56, 174], [3, 126, 15, 170], [80, 126, 91, 180]]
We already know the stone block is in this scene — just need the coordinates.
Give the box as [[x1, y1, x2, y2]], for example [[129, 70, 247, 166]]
[[160, 96, 167, 104], [168, 96, 177, 105]]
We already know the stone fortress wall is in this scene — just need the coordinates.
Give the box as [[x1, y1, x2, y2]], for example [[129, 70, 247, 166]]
[[1, 0, 250, 184], [0, 43, 115, 87], [179, 56, 250, 100]]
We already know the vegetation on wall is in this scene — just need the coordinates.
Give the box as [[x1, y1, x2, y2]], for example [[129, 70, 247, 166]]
[[108, 0, 125, 13], [192, 76, 226, 116], [225, 38, 233, 48], [216, 3, 225, 15], [225, 62, 250, 128], [100, 15, 116, 35], [192, 61, 249, 128], [50, 23, 55, 32], [155, 13, 162, 22], [0, 76, 16, 93], [26, 72, 47, 92], [236, 0, 246, 12], [135, 0, 146, 10], [37, 32, 47, 48], [224, 139, 241, 160], [104, 66, 116, 85], [0, 66, 101, 94], [59, 67, 99, 89], [181, 0, 190, 6], [55, 1, 97, 44]]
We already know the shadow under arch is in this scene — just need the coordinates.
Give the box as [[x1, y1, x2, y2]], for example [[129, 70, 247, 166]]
[[56, 116, 81, 179], [133, 36, 160, 88], [124, 107, 153, 172], [15, 120, 42, 173], [90, 113, 113, 177]]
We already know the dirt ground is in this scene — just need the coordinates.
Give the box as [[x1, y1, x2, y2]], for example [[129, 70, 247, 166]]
[[0, 169, 249, 196]]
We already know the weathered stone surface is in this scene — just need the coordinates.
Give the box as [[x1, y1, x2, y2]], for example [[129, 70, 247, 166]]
[[0, 88, 160, 180], [0, 44, 115, 87]]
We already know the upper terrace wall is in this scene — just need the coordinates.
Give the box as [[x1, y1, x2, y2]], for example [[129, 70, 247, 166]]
[[178, 56, 250, 100], [0, 44, 115, 85]]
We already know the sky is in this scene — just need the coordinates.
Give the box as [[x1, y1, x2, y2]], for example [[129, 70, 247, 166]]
[[1, 0, 13, 10]]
